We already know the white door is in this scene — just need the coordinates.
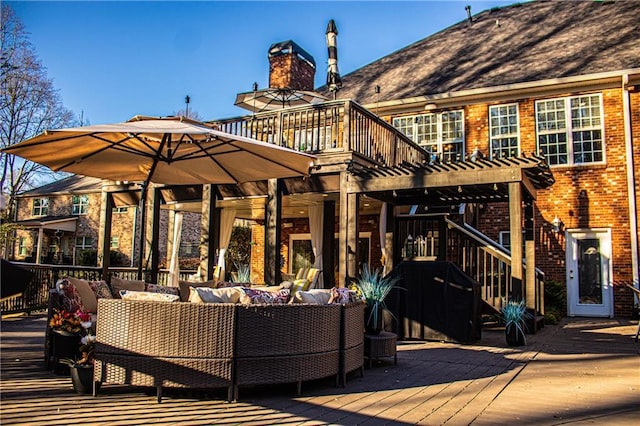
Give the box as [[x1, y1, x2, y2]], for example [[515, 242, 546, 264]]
[[566, 229, 613, 317]]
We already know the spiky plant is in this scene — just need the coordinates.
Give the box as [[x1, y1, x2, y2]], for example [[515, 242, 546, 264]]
[[355, 264, 400, 331], [233, 262, 251, 283], [501, 299, 533, 344]]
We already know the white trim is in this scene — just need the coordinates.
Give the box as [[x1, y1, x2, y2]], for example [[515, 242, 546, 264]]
[[566, 228, 613, 318], [488, 103, 520, 159]]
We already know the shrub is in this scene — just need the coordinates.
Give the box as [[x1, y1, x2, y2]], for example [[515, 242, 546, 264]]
[[544, 280, 566, 325]]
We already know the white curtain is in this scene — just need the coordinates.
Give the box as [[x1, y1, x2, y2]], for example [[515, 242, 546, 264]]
[[168, 211, 183, 287], [308, 204, 324, 288], [379, 202, 388, 275], [217, 208, 236, 281]]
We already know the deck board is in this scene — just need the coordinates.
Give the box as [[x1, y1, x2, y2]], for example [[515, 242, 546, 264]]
[[1, 313, 638, 425]]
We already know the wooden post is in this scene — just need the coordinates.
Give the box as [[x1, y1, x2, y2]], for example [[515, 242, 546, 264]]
[[98, 191, 114, 280], [347, 192, 360, 283], [264, 178, 282, 286], [322, 200, 336, 288], [200, 185, 219, 281], [509, 182, 524, 300], [524, 195, 536, 311], [148, 187, 161, 285], [339, 172, 349, 287]]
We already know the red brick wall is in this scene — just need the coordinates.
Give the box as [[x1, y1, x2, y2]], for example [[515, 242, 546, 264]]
[[474, 88, 636, 316], [269, 53, 315, 91]]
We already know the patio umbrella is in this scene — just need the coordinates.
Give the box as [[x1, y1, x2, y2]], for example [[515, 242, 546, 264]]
[[234, 83, 328, 113], [3, 115, 316, 277]]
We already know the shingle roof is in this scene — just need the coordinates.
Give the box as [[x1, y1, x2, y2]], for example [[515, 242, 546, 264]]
[[18, 175, 102, 197], [319, 0, 640, 104]]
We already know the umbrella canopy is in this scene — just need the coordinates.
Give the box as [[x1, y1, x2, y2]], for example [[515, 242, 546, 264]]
[[2, 116, 316, 185], [234, 86, 328, 113]]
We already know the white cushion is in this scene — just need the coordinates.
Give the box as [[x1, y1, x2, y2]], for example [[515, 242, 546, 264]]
[[119, 290, 179, 303], [189, 286, 242, 304], [292, 289, 332, 305]]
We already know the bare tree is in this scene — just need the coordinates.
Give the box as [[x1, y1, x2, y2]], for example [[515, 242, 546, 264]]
[[1, 5, 74, 221], [174, 108, 202, 122]]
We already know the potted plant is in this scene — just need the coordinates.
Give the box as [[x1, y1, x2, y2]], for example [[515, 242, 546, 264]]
[[55, 310, 97, 394], [354, 265, 400, 335], [501, 299, 533, 346]]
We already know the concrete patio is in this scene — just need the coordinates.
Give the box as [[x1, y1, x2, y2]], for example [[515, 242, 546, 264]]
[[1, 313, 638, 425]]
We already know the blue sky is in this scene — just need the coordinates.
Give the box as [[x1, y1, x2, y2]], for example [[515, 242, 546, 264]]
[[10, 1, 513, 125]]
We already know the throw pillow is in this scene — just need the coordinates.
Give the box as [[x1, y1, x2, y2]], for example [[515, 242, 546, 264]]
[[291, 289, 332, 305], [178, 279, 217, 302], [120, 290, 180, 303], [88, 280, 113, 300], [290, 278, 311, 297], [191, 286, 242, 304], [65, 277, 99, 313], [328, 287, 356, 304], [239, 287, 290, 305], [55, 278, 85, 312], [145, 283, 180, 296], [110, 276, 145, 299]]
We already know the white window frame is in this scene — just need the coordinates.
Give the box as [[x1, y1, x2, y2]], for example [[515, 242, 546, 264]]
[[393, 110, 465, 162], [72, 195, 89, 215], [112, 207, 128, 214], [110, 236, 119, 249], [489, 103, 520, 159], [18, 237, 28, 256], [75, 236, 93, 250], [535, 94, 605, 166], [32, 198, 49, 216]]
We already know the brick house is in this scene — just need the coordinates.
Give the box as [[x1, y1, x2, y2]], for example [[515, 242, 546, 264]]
[[11, 175, 201, 269], [221, 0, 638, 317], [307, 0, 639, 317], [9, 0, 638, 320]]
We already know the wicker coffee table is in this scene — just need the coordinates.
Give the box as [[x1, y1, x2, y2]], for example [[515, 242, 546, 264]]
[[364, 331, 397, 368]]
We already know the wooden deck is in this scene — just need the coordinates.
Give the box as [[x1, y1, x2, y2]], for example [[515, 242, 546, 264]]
[[1, 313, 638, 425]]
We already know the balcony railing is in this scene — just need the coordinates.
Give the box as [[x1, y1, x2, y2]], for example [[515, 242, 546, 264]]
[[212, 100, 429, 168]]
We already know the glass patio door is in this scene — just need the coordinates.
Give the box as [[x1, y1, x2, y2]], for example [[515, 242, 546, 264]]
[[566, 229, 613, 317]]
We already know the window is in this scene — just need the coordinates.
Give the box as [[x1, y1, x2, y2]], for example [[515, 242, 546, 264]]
[[489, 104, 520, 159], [18, 237, 28, 256], [289, 232, 371, 274], [72, 195, 89, 215], [32, 198, 49, 216], [393, 110, 464, 161], [499, 231, 526, 253], [112, 207, 128, 213], [76, 236, 93, 250], [536, 94, 604, 166], [110, 236, 119, 249]]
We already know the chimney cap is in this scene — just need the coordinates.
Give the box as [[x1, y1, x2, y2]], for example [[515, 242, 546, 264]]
[[268, 40, 316, 67]]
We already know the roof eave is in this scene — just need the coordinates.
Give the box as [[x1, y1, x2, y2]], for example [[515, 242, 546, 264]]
[[366, 68, 640, 115]]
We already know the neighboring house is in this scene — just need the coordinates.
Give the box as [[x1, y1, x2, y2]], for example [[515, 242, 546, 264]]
[[11, 175, 201, 268]]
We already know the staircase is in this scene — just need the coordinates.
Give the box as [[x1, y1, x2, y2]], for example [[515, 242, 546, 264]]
[[395, 214, 545, 329]]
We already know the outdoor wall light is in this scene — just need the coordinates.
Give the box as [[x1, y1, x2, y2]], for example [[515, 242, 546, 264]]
[[424, 103, 438, 111], [551, 216, 564, 233]]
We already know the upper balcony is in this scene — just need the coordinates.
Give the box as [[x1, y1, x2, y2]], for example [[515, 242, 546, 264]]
[[210, 100, 430, 171]]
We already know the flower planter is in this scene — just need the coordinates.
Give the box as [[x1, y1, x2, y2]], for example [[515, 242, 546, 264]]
[[365, 304, 384, 335], [52, 330, 80, 374], [505, 324, 525, 346], [70, 365, 98, 395]]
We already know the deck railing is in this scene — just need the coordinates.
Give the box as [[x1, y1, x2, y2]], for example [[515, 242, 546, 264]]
[[0, 263, 195, 315], [212, 100, 429, 167]]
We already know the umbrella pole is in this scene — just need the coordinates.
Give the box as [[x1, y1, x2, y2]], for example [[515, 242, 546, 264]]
[[136, 182, 149, 280]]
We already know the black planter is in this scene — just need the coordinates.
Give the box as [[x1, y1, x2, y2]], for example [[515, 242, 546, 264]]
[[365, 304, 384, 335], [70, 365, 98, 395], [505, 324, 525, 346], [52, 331, 80, 375]]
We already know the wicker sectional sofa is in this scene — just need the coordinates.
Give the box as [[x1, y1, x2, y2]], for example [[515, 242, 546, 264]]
[[93, 298, 365, 402]]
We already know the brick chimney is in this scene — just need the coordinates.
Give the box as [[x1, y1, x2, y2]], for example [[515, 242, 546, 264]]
[[268, 40, 316, 91]]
